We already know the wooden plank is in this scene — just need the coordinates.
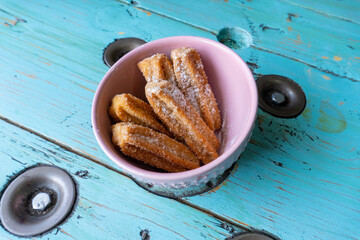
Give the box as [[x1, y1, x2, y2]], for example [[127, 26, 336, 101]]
[[0, 1, 359, 239], [127, 0, 360, 81], [281, 0, 360, 24], [0, 0, 212, 168], [0, 0, 357, 167], [186, 49, 360, 239], [0, 119, 244, 239]]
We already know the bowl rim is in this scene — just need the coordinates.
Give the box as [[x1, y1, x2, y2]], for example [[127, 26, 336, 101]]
[[92, 36, 258, 182]]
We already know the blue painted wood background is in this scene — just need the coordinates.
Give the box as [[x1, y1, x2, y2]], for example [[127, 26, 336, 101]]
[[0, 0, 359, 239]]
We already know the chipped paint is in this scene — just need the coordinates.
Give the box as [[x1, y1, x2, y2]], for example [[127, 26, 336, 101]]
[[321, 56, 330, 59], [75, 83, 95, 93], [61, 17, 81, 27], [224, 215, 250, 227], [60, 229, 75, 239], [320, 179, 342, 186], [134, 7, 152, 16], [140, 203, 161, 212], [320, 139, 341, 149], [261, 207, 279, 215], [207, 178, 229, 194], [276, 186, 293, 194], [286, 13, 298, 22], [302, 107, 312, 123], [316, 100, 347, 133], [322, 75, 330, 80], [15, 70, 37, 79], [254, 213, 276, 222], [257, 114, 266, 125], [38, 59, 51, 66], [333, 56, 342, 61]]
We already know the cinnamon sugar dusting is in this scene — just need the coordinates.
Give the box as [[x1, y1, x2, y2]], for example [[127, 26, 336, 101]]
[[109, 47, 223, 172]]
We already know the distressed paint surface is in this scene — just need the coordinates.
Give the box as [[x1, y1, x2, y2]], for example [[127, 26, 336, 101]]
[[0, 119, 243, 239], [0, 0, 359, 239], [130, 0, 360, 81], [0, 0, 212, 168], [282, 0, 360, 24]]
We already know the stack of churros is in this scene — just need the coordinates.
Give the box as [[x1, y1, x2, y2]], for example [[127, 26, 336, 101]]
[[109, 47, 221, 172]]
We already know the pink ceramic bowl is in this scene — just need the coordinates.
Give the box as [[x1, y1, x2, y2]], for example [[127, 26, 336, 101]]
[[92, 36, 257, 192]]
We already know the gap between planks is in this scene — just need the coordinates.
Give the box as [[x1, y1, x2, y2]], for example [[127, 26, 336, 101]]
[[0, 114, 252, 233], [116, 0, 360, 83]]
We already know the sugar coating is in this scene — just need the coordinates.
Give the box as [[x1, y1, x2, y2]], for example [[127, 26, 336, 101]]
[[113, 47, 224, 171], [137, 53, 177, 84], [112, 122, 199, 171], [145, 80, 219, 164], [171, 47, 221, 131], [108, 93, 171, 136]]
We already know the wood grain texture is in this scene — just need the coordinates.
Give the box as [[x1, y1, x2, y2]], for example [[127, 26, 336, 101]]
[[189, 48, 360, 240], [0, 119, 243, 239], [127, 0, 360, 81], [0, 0, 359, 239], [281, 0, 360, 24], [0, 0, 211, 168]]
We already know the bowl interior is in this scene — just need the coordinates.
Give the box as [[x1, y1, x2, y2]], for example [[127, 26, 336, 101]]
[[93, 37, 256, 174]]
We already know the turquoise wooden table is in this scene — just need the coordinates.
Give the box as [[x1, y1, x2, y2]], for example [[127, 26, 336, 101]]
[[0, 0, 359, 239]]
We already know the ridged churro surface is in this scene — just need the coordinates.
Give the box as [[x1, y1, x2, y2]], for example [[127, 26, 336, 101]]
[[109, 93, 170, 136], [171, 47, 221, 131], [112, 122, 200, 172], [137, 53, 177, 84], [145, 80, 219, 164]]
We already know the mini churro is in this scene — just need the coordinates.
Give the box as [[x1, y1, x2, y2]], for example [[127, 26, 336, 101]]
[[145, 80, 219, 164], [112, 122, 200, 172], [110, 47, 223, 171], [137, 53, 177, 84], [171, 47, 221, 131], [109, 93, 170, 136]]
